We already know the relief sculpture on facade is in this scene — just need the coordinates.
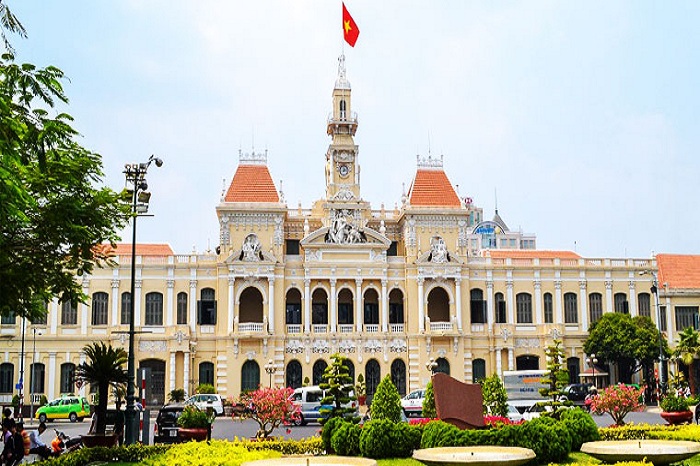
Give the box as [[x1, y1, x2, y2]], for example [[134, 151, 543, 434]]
[[326, 209, 367, 244]]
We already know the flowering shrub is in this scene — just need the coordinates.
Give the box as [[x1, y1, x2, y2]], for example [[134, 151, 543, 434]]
[[408, 417, 436, 426], [483, 415, 523, 426], [590, 384, 645, 426], [237, 387, 301, 438]]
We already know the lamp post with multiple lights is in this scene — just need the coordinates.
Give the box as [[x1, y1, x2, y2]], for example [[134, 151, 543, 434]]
[[586, 353, 598, 389], [426, 358, 438, 376], [640, 270, 667, 395], [264, 359, 275, 387], [124, 155, 162, 445]]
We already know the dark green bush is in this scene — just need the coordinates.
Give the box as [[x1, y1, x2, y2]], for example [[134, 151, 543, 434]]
[[520, 416, 571, 464], [560, 407, 600, 450], [420, 420, 461, 448], [370, 375, 403, 422], [321, 416, 347, 453], [331, 422, 361, 456], [391, 422, 423, 457], [359, 418, 395, 458]]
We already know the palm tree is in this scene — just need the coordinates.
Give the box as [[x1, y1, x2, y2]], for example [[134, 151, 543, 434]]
[[674, 327, 700, 395], [75, 342, 129, 435]]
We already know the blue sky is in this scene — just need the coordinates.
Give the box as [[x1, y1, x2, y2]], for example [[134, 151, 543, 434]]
[[11, 1, 700, 258]]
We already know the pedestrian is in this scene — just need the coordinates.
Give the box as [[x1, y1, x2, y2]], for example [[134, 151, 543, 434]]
[[113, 400, 125, 447], [1, 419, 14, 465], [28, 422, 52, 460], [10, 421, 24, 466]]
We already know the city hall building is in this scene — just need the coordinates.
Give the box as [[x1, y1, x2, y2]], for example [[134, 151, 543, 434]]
[[2, 57, 700, 407]]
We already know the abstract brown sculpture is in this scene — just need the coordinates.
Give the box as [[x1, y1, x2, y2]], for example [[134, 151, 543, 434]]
[[432, 372, 485, 429]]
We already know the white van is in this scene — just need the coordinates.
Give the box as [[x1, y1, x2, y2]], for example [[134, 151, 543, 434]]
[[184, 393, 225, 416], [290, 385, 358, 426]]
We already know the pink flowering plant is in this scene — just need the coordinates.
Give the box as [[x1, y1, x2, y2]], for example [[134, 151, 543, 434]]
[[589, 383, 645, 426], [236, 386, 301, 438]]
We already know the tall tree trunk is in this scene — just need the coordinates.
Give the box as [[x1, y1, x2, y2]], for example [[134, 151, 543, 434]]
[[690, 360, 698, 395], [96, 381, 108, 435]]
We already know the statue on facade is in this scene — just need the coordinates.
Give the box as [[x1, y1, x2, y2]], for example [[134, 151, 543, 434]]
[[241, 234, 262, 261], [326, 209, 367, 244], [430, 236, 449, 263]]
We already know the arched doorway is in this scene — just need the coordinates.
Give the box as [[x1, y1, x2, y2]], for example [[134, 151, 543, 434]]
[[139, 359, 166, 406], [435, 357, 450, 375], [241, 360, 260, 392], [286, 360, 303, 389], [365, 359, 381, 403], [240, 287, 264, 323], [312, 360, 327, 385], [391, 359, 407, 396], [427, 287, 450, 323], [344, 359, 355, 383]]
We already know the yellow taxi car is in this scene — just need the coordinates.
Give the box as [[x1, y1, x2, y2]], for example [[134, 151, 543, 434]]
[[35, 396, 91, 423]]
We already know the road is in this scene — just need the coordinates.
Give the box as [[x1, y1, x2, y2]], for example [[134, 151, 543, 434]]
[[23, 407, 669, 446]]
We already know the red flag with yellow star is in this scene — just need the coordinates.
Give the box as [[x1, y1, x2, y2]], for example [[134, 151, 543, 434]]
[[342, 3, 359, 47]]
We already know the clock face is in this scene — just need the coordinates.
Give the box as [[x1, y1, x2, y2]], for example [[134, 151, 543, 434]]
[[338, 164, 350, 177]]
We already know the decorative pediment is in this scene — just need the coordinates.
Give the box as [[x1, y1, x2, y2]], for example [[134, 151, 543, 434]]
[[301, 226, 390, 248], [225, 233, 278, 264], [415, 235, 463, 265]]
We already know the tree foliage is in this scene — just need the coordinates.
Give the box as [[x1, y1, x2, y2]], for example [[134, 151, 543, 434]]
[[369, 375, 402, 422], [75, 342, 128, 435], [589, 384, 645, 426], [319, 353, 357, 422], [540, 339, 569, 402], [583, 313, 668, 383], [480, 373, 508, 417], [422, 381, 436, 418], [237, 386, 300, 438], [0, 51, 129, 321], [674, 327, 700, 395]]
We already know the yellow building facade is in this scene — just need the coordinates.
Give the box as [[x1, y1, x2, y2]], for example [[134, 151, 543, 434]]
[[1, 57, 699, 408]]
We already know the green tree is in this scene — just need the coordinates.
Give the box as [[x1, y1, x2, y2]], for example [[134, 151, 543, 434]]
[[75, 342, 128, 435], [0, 34, 129, 321], [674, 327, 700, 395], [319, 353, 357, 422], [370, 375, 402, 422], [540, 339, 569, 402], [584, 313, 668, 383], [480, 373, 508, 417], [422, 381, 436, 418], [0, 0, 26, 52]]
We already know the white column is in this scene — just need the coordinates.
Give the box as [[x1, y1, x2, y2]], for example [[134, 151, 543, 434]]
[[665, 294, 673, 343], [417, 277, 425, 332], [496, 347, 502, 376], [454, 278, 462, 331], [134, 271, 143, 327], [48, 352, 56, 399], [80, 280, 89, 334], [381, 279, 388, 332], [304, 279, 311, 333], [554, 279, 563, 324], [629, 279, 638, 317], [605, 278, 614, 313], [50, 300, 58, 335], [189, 276, 197, 333], [486, 279, 494, 331], [508, 347, 515, 371], [534, 279, 543, 325], [355, 279, 363, 332], [183, 351, 190, 397], [268, 276, 275, 334], [580, 279, 588, 330], [111, 275, 120, 327], [506, 277, 514, 324], [169, 352, 176, 393], [228, 277, 235, 333], [330, 279, 337, 333], [166, 278, 174, 327]]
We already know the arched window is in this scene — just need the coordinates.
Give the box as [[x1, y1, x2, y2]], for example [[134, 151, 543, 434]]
[[589, 293, 603, 323], [0, 363, 13, 394], [516, 293, 532, 324], [339, 99, 346, 119], [312, 289, 328, 326], [60, 363, 75, 394], [427, 287, 450, 322], [177, 292, 188, 325], [638, 292, 651, 318], [241, 360, 260, 392], [495, 292, 506, 323], [473, 359, 486, 383], [543, 293, 553, 323], [390, 359, 407, 396], [470, 289, 486, 324], [198, 288, 217, 325], [285, 288, 302, 326], [343, 360, 355, 383], [567, 357, 580, 384], [91, 292, 108, 326], [312, 360, 327, 386], [564, 293, 578, 324], [389, 289, 404, 325], [239, 287, 264, 323], [365, 359, 381, 399], [121, 292, 131, 325], [286, 360, 303, 389], [363, 289, 379, 326], [30, 362, 45, 394], [199, 362, 215, 386], [338, 288, 354, 326], [614, 293, 629, 313], [145, 292, 164, 326], [435, 357, 450, 375], [61, 300, 77, 325], [516, 355, 539, 371]]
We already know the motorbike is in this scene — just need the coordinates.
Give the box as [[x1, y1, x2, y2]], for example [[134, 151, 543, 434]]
[[50, 429, 83, 455]]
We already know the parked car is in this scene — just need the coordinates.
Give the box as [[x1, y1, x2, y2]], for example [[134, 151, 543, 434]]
[[35, 396, 91, 423], [184, 393, 225, 416], [400, 389, 426, 417], [290, 385, 358, 426], [506, 403, 524, 422], [560, 383, 595, 403], [153, 404, 185, 444]]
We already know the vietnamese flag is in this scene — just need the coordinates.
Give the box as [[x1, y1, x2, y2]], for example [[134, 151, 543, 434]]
[[342, 3, 360, 47]]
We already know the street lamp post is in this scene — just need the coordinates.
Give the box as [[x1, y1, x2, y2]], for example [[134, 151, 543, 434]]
[[124, 155, 162, 445], [264, 359, 275, 388], [586, 353, 598, 389], [17, 317, 26, 421], [640, 270, 667, 395], [426, 358, 437, 376], [29, 327, 42, 423]]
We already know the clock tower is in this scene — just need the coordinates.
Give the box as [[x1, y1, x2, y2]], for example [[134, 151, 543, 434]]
[[325, 54, 360, 202]]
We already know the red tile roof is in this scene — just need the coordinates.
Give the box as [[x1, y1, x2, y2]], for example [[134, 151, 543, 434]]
[[487, 250, 581, 259], [224, 164, 279, 203], [657, 254, 700, 289], [108, 243, 174, 256], [407, 169, 461, 207]]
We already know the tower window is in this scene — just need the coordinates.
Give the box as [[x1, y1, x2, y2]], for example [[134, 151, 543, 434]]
[[339, 99, 346, 119]]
